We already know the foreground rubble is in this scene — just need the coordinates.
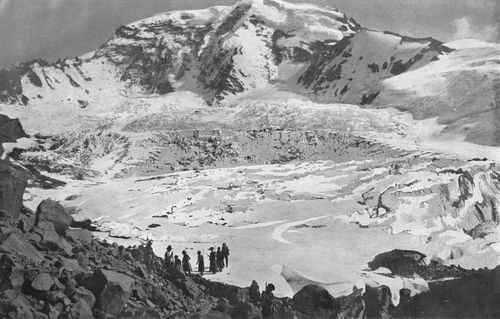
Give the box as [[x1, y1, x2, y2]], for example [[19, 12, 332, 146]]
[[2, 156, 500, 318]]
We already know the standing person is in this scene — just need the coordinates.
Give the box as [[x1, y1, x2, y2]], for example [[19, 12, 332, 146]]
[[174, 255, 182, 272], [261, 283, 276, 319], [196, 251, 204, 275], [145, 241, 156, 272], [222, 243, 230, 267], [164, 245, 173, 269], [182, 250, 192, 275], [208, 247, 217, 274], [249, 280, 260, 307], [216, 247, 224, 271]]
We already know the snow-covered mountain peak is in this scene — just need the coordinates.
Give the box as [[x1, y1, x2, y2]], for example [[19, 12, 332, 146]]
[[2, 0, 497, 146]]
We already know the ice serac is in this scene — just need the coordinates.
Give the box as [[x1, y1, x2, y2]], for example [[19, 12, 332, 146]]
[[341, 164, 500, 238]]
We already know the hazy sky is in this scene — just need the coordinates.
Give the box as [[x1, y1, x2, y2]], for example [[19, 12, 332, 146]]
[[0, 0, 498, 68]]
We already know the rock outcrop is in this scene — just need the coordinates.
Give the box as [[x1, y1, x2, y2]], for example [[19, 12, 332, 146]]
[[35, 199, 73, 234], [0, 160, 27, 219], [292, 284, 339, 318]]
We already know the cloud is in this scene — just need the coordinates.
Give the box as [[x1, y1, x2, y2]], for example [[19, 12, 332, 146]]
[[451, 16, 499, 42]]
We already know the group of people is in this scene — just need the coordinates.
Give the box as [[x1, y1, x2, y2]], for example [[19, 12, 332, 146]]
[[163, 243, 230, 276]]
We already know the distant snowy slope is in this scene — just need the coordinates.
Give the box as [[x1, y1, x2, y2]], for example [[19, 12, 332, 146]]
[[375, 40, 500, 146], [294, 30, 452, 105]]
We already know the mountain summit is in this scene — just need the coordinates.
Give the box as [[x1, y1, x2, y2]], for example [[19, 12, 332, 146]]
[[0, 0, 498, 145], [0, 0, 446, 105]]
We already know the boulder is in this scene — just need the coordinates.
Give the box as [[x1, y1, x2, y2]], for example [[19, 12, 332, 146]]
[[35, 222, 73, 256], [292, 284, 339, 318], [0, 254, 24, 292], [214, 298, 232, 313], [132, 285, 147, 302], [62, 258, 80, 272], [69, 287, 96, 309], [47, 290, 71, 307], [69, 299, 93, 319], [31, 273, 54, 292], [368, 250, 427, 274], [135, 264, 148, 278], [178, 278, 203, 302], [151, 286, 168, 309], [84, 269, 134, 315], [0, 160, 27, 219], [65, 229, 92, 246], [1, 232, 44, 262], [0, 114, 28, 144], [9, 295, 33, 319], [35, 199, 72, 234]]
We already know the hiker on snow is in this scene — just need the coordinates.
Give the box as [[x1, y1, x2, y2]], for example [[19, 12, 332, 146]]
[[208, 247, 217, 274], [196, 250, 204, 275], [216, 247, 224, 271], [174, 255, 182, 272], [164, 245, 173, 268], [222, 242, 230, 267], [182, 250, 192, 275]]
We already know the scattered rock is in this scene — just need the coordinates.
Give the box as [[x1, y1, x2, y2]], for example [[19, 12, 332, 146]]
[[9, 294, 34, 319], [35, 199, 72, 234], [65, 229, 92, 246], [31, 273, 54, 292], [69, 287, 96, 309], [135, 264, 148, 278], [368, 249, 427, 274], [35, 221, 73, 256], [132, 285, 147, 302], [85, 269, 134, 315], [0, 254, 24, 292], [69, 299, 93, 319], [61, 258, 80, 272], [292, 284, 339, 318], [150, 286, 168, 309], [1, 232, 44, 262]]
